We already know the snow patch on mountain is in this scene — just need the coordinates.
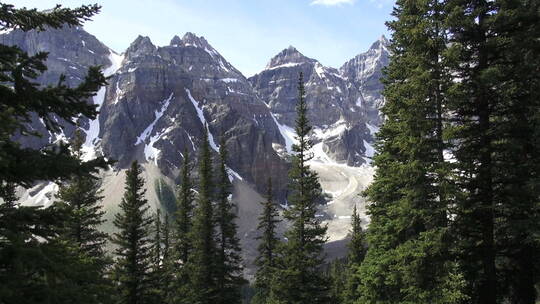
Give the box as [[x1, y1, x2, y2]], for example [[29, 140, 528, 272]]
[[363, 139, 375, 158], [270, 113, 297, 153], [313, 119, 348, 140], [227, 167, 244, 182], [265, 62, 303, 71], [82, 50, 124, 161], [366, 122, 379, 136], [20, 182, 59, 208], [135, 93, 174, 147], [185, 88, 220, 152]]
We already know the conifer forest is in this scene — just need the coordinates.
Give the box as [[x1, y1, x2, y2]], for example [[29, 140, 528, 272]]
[[0, 1, 539, 304]]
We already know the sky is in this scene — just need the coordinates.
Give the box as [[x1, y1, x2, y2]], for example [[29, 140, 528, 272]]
[[13, 0, 394, 77]]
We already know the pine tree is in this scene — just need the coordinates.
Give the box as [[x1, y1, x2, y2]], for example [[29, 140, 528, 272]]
[[269, 73, 330, 304], [327, 258, 348, 304], [444, 0, 540, 302], [169, 149, 195, 304], [342, 205, 365, 303], [252, 178, 281, 304], [175, 149, 194, 264], [55, 129, 112, 303], [356, 0, 467, 302], [57, 129, 108, 256], [0, 3, 109, 188], [214, 137, 245, 304], [111, 161, 154, 304], [161, 214, 174, 303], [185, 127, 217, 304], [148, 210, 164, 304], [0, 4, 111, 303]]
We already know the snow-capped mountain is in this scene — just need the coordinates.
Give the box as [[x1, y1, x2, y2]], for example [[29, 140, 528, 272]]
[[340, 35, 390, 124], [1, 26, 389, 267], [249, 40, 389, 166], [97, 32, 289, 198]]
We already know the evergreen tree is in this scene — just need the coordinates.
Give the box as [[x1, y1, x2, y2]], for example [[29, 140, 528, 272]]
[[0, 4, 110, 303], [252, 178, 281, 304], [0, 3, 109, 189], [347, 205, 365, 266], [55, 129, 112, 303], [444, 0, 540, 302], [57, 129, 108, 257], [327, 258, 348, 304], [355, 0, 467, 302], [214, 137, 245, 304], [342, 205, 365, 303], [169, 149, 195, 304], [161, 214, 174, 304], [269, 73, 330, 304], [185, 127, 217, 304], [175, 149, 194, 264], [148, 209, 164, 304], [111, 161, 154, 304]]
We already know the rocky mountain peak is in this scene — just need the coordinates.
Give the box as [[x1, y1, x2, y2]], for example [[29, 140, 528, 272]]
[[125, 35, 156, 59], [169, 35, 182, 46], [266, 45, 315, 69], [181, 32, 211, 49], [368, 34, 389, 52]]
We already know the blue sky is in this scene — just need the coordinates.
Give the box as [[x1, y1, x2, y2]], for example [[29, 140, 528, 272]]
[[14, 0, 394, 76]]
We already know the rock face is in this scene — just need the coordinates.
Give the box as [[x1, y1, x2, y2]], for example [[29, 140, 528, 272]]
[[249, 36, 389, 166], [340, 35, 390, 124], [1, 25, 390, 201], [0, 26, 113, 150], [97, 33, 289, 196], [2, 25, 390, 271]]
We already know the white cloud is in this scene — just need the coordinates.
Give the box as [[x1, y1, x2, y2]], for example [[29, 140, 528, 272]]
[[310, 0, 356, 6]]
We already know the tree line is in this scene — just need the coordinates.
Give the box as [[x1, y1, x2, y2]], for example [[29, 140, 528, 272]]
[[0, 3, 335, 304], [1, 1, 539, 304]]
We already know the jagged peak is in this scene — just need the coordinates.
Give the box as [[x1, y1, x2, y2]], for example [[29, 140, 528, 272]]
[[127, 35, 155, 51], [181, 32, 210, 48], [265, 45, 315, 70], [369, 34, 390, 51], [125, 35, 156, 59], [170, 35, 182, 46]]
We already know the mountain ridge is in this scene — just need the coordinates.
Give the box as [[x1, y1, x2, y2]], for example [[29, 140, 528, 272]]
[[2, 26, 389, 269]]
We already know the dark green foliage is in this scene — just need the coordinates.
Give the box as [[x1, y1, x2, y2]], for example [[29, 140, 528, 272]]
[[0, 3, 111, 303], [444, 0, 540, 302], [111, 161, 154, 304], [356, 0, 468, 302], [269, 73, 330, 304], [174, 149, 195, 265], [149, 209, 173, 304], [155, 178, 177, 214], [169, 149, 195, 304], [356, 0, 540, 303], [342, 205, 365, 304], [55, 129, 112, 303], [0, 4, 109, 187], [252, 178, 281, 304], [347, 205, 365, 267], [0, 3, 100, 31], [214, 137, 245, 304], [327, 258, 348, 304], [56, 130, 108, 257], [161, 214, 174, 303], [184, 127, 217, 304]]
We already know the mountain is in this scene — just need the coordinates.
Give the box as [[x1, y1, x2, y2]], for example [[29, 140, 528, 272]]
[[1, 26, 389, 272], [0, 26, 113, 151], [248, 39, 389, 166], [340, 35, 390, 124], [97, 32, 289, 197]]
